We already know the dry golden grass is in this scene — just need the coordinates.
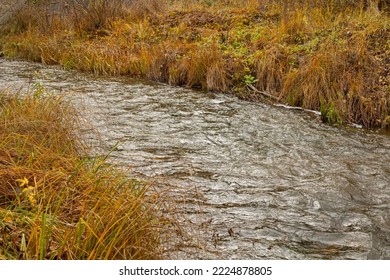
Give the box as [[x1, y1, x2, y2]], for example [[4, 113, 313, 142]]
[[256, 46, 291, 95], [206, 61, 230, 92], [127, 0, 167, 19], [0, 88, 170, 259]]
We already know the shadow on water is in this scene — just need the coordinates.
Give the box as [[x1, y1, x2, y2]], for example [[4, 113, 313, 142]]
[[1, 59, 389, 259]]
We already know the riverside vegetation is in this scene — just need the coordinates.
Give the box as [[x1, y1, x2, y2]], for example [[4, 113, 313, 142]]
[[0, 0, 389, 260], [0, 0, 389, 128], [0, 88, 170, 259]]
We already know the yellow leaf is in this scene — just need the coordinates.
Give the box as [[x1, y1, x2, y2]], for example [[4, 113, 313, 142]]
[[16, 178, 29, 187], [28, 194, 37, 206], [22, 186, 35, 193]]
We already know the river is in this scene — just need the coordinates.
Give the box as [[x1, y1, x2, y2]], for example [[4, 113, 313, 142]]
[[1, 58, 389, 259]]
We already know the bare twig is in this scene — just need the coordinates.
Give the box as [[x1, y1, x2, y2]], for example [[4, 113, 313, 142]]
[[246, 84, 281, 102]]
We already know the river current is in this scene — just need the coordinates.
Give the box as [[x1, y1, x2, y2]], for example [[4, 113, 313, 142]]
[[1, 59, 389, 259]]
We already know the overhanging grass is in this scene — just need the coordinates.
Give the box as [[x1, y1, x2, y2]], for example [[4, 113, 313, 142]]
[[0, 89, 168, 259]]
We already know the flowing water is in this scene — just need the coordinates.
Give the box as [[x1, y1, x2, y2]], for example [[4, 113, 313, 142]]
[[1, 58, 390, 259]]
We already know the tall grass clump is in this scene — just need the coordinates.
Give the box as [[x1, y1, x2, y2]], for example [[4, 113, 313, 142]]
[[0, 88, 168, 259], [276, 5, 390, 127]]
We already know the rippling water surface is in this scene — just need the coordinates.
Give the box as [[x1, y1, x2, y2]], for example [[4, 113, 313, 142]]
[[1, 59, 389, 259]]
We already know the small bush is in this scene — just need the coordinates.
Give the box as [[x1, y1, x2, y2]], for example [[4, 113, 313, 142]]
[[5, 2, 48, 34], [66, 0, 131, 31]]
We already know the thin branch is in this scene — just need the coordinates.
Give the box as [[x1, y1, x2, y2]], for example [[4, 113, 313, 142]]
[[246, 84, 281, 102]]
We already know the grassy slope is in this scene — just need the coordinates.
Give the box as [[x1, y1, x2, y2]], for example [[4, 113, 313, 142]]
[[0, 89, 168, 259], [0, 0, 389, 128]]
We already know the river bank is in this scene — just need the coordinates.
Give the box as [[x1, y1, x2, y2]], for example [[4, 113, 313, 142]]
[[0, 0, 389, 128], [1, 58, 390, 259], [0, 87, 170, 259]]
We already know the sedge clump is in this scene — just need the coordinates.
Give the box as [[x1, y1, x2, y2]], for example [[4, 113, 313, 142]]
[[0, 88, 171, 259]]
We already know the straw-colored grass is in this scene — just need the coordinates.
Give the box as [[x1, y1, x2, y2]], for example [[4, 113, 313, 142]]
[[0, 88, 168, 259], [0, 0, 389, 127]]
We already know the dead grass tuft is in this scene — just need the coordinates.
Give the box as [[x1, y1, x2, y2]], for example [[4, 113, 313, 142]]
[[0, 88, 170, 259], [127, 0, 167, 19], [256, 46, 291, 95], [282, 37, 387, 126]]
